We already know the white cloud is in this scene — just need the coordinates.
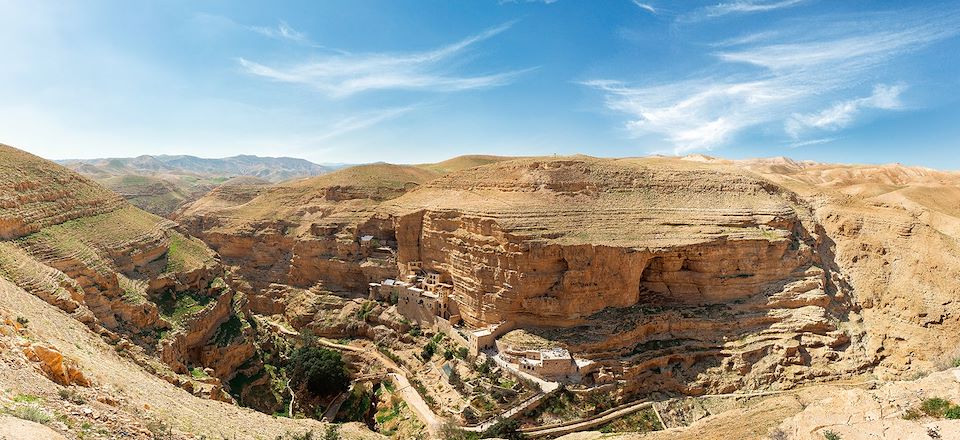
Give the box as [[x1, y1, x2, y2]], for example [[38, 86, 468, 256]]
[[585, 9, 958, 153], [312, 106, 417, 142], [787, 137, 837, 149], [786, 84, 905, 137], [249, 21, 308, 44], [682, 0, 806, 22], [238, 22, 532, 98], [632, 1, 657, 14], [707, 0, 805, 16]]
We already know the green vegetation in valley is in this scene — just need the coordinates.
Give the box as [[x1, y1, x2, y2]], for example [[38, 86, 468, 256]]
[[335, 384, 372, 423], [164, 231, 215, 273], [154, 289, 214, 327], [212, 314, 245, 346], [597, 408, 662, 433], [287, 347, 349, 396]]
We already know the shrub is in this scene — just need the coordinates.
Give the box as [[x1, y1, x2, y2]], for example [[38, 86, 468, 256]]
[[439, 418, 481, 440], [457, 347, 469, 359], [483, 418, 525, 439], [945, 405, 960, 420], [769, 428, 789, 440], [13, 394, 40, 404], [10, 405, 50, 424], [355, 301, 376, 321], [823, 430, 841, 440], [146, 419, 174, 439], [58, 388, 86, 404], [444, 348, 455, 360], [421, 341, 436, 360], [287, 347, 349, 396], [15, 316, 28, 327], [276, 431, 317, 440], [902, 408, 922, 420], [190, 367, 209, 380], [323, 424, 340, 440], [409, 326, 422, 338], [476, 358, 493, 375], [921, 397, 953, 417]]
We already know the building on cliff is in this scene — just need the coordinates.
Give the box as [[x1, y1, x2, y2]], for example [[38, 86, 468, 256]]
[[496, 339, 603, 384], [368, 271, 460, 327]]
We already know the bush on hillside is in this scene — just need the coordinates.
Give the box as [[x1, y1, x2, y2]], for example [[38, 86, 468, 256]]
[[287, 347, 349, 396]]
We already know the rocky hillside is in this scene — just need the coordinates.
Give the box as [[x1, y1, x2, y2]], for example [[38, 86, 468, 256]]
[[0, 143, 378, 438], [0, 275, 378, 439], [177, 163, 440, 294]]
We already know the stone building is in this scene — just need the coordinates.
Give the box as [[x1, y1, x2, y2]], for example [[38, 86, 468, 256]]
[[505, 347, 580, 381], [368, 269, 460, 326]]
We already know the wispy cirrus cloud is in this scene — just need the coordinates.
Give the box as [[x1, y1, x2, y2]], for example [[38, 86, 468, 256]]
[[238, 21, 532, 98], [312, 106, 417, 142], [585, 8, 960, 153], [786, 84, 905, 137], [632, 1, 657, 14], [249, 20, 309, 44], [787, 137, 837, 149], [681, 0, 806, 22]]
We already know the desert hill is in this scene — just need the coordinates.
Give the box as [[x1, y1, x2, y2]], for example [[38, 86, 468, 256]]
[[59, 154, 337, 217], [414, 154, 518, 174]]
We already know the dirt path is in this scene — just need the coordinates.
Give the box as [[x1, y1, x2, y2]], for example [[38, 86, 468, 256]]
[[525, 400, 655, 438], [316, 338, 442, 437]]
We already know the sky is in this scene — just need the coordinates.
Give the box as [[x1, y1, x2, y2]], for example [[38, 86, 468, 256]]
[[1, 0, 959, 168]]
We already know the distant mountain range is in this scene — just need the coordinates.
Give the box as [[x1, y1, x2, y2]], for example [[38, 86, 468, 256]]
[[57, 154, 346, 217], [58, 154, 339, 183]]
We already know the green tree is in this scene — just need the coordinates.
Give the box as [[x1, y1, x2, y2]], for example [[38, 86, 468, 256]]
[[421, 341, 436, 360], [287, 347, 349, 396]]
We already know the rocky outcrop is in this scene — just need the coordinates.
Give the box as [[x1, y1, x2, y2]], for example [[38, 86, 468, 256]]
[[740, 159, 960, 378], [179, 157, 874, 395], [175, 164, 430, 293], [0, 314, 91, 387], [386, 158, 836, 327], [21, 343, 92, 387], [774, 368, 960, 440]]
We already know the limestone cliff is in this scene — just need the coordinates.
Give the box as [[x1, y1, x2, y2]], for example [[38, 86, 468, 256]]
[[176, 163, 439, 297]]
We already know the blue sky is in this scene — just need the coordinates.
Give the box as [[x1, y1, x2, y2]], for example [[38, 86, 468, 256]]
[[1, 0, 959, 168]]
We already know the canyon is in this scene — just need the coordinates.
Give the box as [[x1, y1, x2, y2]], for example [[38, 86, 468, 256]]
[[3, 142, 960, 439]]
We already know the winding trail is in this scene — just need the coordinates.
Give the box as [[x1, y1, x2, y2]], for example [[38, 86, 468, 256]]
[[315, 338, 442, 436]]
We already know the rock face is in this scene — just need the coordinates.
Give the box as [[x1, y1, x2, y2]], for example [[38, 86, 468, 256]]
[[737, 159, 960, 377], [774, 368, 960, 440], [176, 163, 439, 295], [380, 158, 866, 393], [386, 158, 832, 327]]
